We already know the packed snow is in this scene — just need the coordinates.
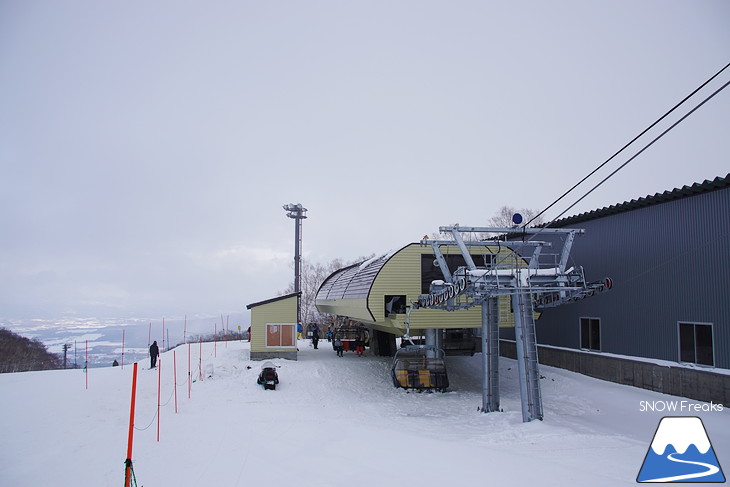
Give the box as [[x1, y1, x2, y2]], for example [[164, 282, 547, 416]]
[[1, 339, 727, 486]]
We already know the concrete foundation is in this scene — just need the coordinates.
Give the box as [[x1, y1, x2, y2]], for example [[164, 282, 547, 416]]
[[250, 351, 298, 361], [500, 340, 729, 404]]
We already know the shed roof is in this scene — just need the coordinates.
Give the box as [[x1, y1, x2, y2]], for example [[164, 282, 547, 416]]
[[549, 174, 729, 227], [246, 292, 300, 310]]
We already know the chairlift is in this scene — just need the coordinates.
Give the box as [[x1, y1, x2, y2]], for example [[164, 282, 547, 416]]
[[332, 325, 368, 353], [391, 345, 449, 392]]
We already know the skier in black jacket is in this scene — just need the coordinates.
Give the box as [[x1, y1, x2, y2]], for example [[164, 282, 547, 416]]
[[149, 340, 159, 369]]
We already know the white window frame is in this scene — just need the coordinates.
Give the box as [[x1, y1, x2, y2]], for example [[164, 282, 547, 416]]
[[265, 323, 297, 349]]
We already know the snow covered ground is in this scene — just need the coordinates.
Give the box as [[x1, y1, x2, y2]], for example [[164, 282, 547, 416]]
[[1, 340, 727, 486]]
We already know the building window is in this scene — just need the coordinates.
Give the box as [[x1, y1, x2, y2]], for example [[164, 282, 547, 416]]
[[385, 295, 407, 316], [678, 322, 714, 366], [580, 317, 601, 351], [421, 253, 493, 294], [265, 323, 296, 348]]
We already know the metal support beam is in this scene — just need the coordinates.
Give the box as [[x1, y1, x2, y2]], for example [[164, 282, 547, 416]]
[[449, 227, 477, 270], [558, 229, 577, 272], [430, 242, 453, 282], [480, 298, 500, 412], [425, 328, 438, 358], [512, 288, 543, 422]]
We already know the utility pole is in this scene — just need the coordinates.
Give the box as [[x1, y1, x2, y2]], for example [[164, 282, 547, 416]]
[[283, 203, 307, 327], [62, 343, 71, 369]]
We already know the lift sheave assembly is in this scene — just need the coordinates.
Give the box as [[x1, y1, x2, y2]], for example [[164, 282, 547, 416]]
[[410, 225, 611, 422]]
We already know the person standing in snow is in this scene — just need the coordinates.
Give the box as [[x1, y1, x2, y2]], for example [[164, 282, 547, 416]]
[[149, 340, 159, 369], [312, 328, 320, 349], [333, 337, 343, 357]]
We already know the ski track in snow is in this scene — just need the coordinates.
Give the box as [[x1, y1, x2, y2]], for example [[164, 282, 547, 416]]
[[1, 340, 728, 487]]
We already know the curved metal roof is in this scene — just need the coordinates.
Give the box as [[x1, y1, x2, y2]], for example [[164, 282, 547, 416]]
[[316, 254, 391, 301]]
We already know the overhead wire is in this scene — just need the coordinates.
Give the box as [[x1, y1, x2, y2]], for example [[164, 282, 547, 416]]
[[524, 61, 730, 229], [543, 76, 730, 227], [493, 62, 730, 269]]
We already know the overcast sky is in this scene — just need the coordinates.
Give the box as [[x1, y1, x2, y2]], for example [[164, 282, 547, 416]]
[[1, 0, 728, 321]]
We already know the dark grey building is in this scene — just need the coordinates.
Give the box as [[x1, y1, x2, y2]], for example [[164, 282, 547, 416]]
[[533, 174, 729, 372]]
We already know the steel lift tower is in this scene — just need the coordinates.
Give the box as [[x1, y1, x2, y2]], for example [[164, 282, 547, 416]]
[[413, 225, 611, 422], [283, 203, 307, 326]]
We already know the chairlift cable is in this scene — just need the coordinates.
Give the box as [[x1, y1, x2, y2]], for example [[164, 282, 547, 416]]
[[543, 77, 730, 227], [524, 61, 730, 228], [505, 66, 730, 260]]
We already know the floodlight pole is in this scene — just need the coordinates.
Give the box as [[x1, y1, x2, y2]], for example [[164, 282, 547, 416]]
[[283, 203, 307, 327]]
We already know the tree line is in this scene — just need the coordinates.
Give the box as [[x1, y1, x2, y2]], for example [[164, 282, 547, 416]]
[[0, 327, 62, 373]]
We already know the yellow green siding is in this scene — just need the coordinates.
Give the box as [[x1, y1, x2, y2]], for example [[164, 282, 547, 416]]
[[317, 243, 526, 334], [250, 295, 298, 355], [368, 244, 516, 332]]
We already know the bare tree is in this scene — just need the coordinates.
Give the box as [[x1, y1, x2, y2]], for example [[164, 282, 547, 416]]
[[430, 206, 545, 241], [281, 255, 374, 327], [488, 205, 544, 227]]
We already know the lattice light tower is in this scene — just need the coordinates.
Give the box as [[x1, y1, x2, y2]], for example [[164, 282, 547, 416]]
[[283, 203, 307, 326]]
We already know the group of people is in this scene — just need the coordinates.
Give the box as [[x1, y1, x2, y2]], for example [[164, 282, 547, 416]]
[[145, 326, 367, 367], [332, 337, 365, 357]]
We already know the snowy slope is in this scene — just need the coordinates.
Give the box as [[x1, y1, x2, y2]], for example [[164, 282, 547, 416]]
[[1, 340, 727, 487]]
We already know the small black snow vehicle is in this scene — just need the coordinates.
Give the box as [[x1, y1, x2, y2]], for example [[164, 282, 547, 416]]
[[256, 362, 279, 390], [391, 345, 449, 392]]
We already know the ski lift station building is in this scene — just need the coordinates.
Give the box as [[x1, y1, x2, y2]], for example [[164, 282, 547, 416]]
[[315, 242, 524, 356], [315, 174, 730, 403]]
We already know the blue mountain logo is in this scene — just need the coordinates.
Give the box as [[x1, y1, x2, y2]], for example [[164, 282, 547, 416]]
[[637, 416, 725, 483]]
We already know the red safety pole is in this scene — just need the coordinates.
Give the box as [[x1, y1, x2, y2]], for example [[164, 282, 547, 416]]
[[124, 363, 139, 487], [121, 329, 125, 369], [173, 350, 178, 414], [156, 358, 162, 442], [198, 337, 202, 381], [187, 342, 191, 399], [85, 340, 88, 390]]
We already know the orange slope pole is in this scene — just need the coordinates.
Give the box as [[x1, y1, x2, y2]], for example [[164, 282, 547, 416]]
[[124, 363, 139, 487]]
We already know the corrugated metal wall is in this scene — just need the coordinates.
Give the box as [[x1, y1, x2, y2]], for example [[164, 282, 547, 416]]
[[536, 186, 729, 370]]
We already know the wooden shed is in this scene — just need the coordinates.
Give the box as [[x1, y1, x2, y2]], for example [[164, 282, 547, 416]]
[[246, 293, 300, 361]]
